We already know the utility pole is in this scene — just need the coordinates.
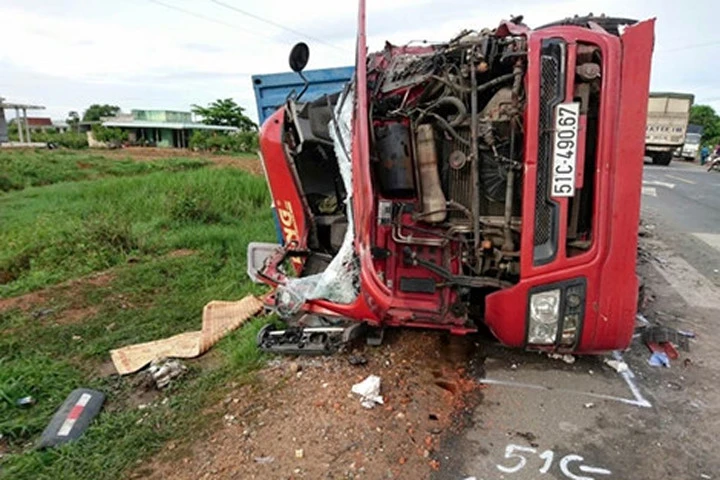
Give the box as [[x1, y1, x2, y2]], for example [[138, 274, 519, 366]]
[[23, 107, 31, 143], [15, 107, 24, 143], [0, 96, 7, 144]]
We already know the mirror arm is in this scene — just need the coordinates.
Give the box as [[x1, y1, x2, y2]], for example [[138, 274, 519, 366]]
[[297, 71, 310, 101]]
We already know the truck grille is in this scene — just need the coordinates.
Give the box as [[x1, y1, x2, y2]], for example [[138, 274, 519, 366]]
[[533, 39, 565, 265]]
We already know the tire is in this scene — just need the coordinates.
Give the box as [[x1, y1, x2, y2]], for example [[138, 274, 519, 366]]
[[651, 151, 672, 166]]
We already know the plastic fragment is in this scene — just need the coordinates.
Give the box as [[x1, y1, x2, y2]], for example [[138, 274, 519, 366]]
[[16, 396, 35, 408], [351, 375, 384, 409], [604, 359, 629, 373], [548, 353, 576, 364], [648, 352, 670, 368]]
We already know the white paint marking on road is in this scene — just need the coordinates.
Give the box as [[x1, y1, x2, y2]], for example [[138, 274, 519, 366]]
[[652, 250, 720, 310], [642, 180, 675, 189], [479, 378, 651, 408], [693, 233, 720, 253], [611, 351, 651, 408], [579, 465, 613, 475], [664, 173, 696, 185], [641, 187, 657, 197]]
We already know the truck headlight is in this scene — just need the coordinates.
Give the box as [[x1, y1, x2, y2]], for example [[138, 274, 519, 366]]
[[528, 289, 561, 344]]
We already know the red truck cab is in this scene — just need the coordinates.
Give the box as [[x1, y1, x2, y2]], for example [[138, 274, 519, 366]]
[[251, 4, 654, 354]]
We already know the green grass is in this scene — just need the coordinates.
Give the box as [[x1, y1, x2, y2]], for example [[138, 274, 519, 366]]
[[1, 164, 271, 297], [0, 154, 277, 479], [0, 149, 211, 192]]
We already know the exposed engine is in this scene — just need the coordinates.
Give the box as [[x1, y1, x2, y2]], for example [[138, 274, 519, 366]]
[[368, 27, 527, 288]]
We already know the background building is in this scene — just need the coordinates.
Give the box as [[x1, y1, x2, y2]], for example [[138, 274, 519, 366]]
[[101, 109, 238, 148]]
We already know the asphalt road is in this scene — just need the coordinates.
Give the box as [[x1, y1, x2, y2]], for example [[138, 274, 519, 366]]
[[436, 160, 720, 480], [642, 161, 720, 286]]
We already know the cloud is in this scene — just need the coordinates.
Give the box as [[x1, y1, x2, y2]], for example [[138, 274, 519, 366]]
[[182, 43, 230, 54], [2, 0, 720, 121]]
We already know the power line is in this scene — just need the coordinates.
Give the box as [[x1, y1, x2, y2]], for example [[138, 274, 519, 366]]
[[146, 0, 273, 41], [209, 0, 349, 52]]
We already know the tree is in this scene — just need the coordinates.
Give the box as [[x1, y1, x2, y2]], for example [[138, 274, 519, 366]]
[[82, 104, 121, 122], [689, 104, 720, 144], [67, 111, 80, 132], [191, 98, 257, 132]]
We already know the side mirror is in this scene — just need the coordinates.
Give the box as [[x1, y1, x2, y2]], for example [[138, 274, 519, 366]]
[[289, 42, 310, 72]]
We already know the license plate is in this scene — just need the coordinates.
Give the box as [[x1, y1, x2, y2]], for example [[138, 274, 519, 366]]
[[551, 102, 580, 197]]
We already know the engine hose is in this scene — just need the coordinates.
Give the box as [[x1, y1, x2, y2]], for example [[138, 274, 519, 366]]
[[431, 72, 515, 94], [432, 96, 467, 127], [403, 246, 512, 289], [426, 112, 470, 146]]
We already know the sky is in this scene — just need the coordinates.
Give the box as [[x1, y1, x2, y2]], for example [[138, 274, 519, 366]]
[[1, 0, 718, 123]]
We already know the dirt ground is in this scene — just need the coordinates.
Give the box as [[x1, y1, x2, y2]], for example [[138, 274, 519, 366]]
[[101, 147, 263, 175], [138, 331, 484, 480], [129, 224, 720, 480]]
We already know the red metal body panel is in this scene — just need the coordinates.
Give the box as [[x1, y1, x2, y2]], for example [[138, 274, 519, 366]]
[[258, 110, 309, 274], [255, 5, 655, 352], [485, 20, 655, 351]]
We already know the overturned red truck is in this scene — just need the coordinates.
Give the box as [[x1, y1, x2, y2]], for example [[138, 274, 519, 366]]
[[248, 5, 655, 355]]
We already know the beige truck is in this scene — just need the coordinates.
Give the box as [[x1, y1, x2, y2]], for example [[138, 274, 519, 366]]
[[645, 92, 694, 165]]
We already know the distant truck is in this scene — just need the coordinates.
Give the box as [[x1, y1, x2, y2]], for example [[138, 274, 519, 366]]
[[677, 124, 703, 161], [645, 92, 694, 165]]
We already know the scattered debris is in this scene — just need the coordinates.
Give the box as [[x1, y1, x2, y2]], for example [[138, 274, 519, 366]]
[[38, 388, 106, 449], [15, 396, 35, 408], [510, 363, 518, 370], [351, 375, 384, 409], [31, 308, 54, 319], [110, 295, 263, 375], [604, 359, 629, 373], [642, 325, 690, 352], [348, 355, 368, 366], [148, 359, 187, 389], [254, 456, 275, 464], [584, 402, 595, 409], [635, 313, 650, 329], [648, 352, 670, 368], [288, 362, 301, 374], [548, 353, 576, 364], [295, 448, 304, 459], [677, 330, 696, 339]]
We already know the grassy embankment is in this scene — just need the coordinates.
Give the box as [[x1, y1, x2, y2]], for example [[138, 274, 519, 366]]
[[0, 149, 276, 479]]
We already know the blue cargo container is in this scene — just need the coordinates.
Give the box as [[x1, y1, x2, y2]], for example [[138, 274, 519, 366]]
[[251, 66, 355, 125]]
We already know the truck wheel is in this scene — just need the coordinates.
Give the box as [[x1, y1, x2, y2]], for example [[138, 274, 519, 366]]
[[652, 152, 672, 166]]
